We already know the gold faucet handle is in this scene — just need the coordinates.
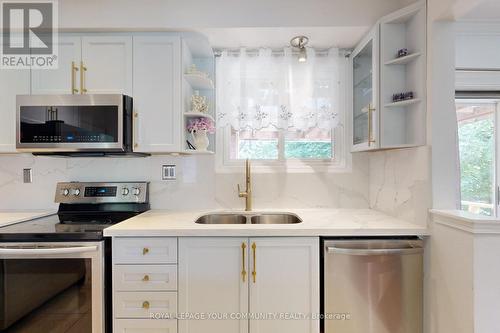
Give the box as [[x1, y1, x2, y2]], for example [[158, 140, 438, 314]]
[[238, 184, 247, 197]]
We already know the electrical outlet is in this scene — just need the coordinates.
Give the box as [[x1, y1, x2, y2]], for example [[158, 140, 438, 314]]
[[162, 165, 176, 180], [23, 168, 32, 183]]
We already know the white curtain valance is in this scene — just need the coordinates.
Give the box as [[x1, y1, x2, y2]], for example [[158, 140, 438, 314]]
[[216, 47, 341, 131]]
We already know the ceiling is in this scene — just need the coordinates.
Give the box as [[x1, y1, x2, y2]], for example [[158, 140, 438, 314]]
[[58, 0, 416, 49], [459, 0, 500, 20], [198, 26, 369, 50]]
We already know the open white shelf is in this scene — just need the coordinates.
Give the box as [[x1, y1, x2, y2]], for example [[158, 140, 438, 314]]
[[384, 98, 421, 107], [184, 112, 215, 122], [184, 73, 214, 90], [384, 52, 421, 65]]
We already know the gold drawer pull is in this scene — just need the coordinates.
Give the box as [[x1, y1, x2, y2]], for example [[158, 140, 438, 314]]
[[251, 242, 257, 283], [241, 242, 247, 282], [142, 301, 150, 309], [142, 274, 150, 282], [142, 247, 149, 255], [71, 61, 79, 94], [80, 61, 87, 94]]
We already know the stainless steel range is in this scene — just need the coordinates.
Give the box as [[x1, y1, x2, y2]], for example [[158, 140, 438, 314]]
[[0, 182, 150, 333]]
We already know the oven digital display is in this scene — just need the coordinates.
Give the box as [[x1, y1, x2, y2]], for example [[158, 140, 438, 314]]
[[84, 186, 117, 197]]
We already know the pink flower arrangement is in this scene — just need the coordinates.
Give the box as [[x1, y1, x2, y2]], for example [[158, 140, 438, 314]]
[[187, 117, 215, 133]]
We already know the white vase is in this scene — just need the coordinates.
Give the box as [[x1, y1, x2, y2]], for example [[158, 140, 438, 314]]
[[191, 129, 209, 151]]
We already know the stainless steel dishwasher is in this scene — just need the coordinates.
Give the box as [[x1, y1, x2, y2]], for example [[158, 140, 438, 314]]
[[323, 239, 423, 333]]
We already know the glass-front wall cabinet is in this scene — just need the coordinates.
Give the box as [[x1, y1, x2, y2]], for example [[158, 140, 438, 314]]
[[352, 27, 379, 151]]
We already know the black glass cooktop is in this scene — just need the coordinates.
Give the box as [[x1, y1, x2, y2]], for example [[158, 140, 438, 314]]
[[0, 212, 140, 242]]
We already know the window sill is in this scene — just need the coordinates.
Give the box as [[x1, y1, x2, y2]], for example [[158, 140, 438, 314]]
[[216, 160, 350, 174], [431, 209, 500, 234]]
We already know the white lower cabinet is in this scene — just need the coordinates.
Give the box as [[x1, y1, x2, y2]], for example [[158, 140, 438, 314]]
[[178, 238, 249, 333], [113, 237, 178, 332], [113, 236, 319, 333], [178, 237, 320, 333], [114, 265, 178, 291], [114, 319, 177, 333], [249, 238, 320, 333], [115, 291, 177, 319]]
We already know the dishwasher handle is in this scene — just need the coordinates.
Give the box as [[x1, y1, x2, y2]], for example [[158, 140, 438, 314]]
[[326, 246, 422, 256]]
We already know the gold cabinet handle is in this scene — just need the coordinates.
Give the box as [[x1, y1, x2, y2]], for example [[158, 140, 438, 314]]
[[142, 301, 150, 309], [251, 242, 256, 283], [367, 104, 376, 146], [80, 61, 87, 94], [142, 274, 150, 282], [71, 61, 79, 94], [133, 112, 139, 149], [241, 242, 247, 282], [142, 247, 149, 255]]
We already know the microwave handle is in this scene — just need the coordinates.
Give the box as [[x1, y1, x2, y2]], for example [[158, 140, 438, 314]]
[[0, 245, 98, 256]]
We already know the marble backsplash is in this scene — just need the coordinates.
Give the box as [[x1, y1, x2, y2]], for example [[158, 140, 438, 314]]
[[368, 146, 432, 227], [215, 153, 370, 209], [0, 148, 430, 228], [0, 153, 370, 211], [0, 154, 218, 210]]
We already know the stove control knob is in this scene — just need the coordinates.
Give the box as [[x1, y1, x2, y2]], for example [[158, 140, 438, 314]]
[[132, 187, 141, 196], [122, 187, 130, 196], [62, 188, 69, 196], [73, 188, 81, 196]]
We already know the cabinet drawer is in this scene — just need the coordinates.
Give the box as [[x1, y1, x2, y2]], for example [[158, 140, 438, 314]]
[[114, 319, 177, 332], [115, 265, 177, 291], [115, 291, 177, 319], [114, 238, 177, 264]]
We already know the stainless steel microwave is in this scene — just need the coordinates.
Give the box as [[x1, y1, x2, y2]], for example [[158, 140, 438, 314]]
[[16, 94, 145, 156]]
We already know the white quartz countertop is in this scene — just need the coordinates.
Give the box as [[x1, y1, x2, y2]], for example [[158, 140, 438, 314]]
[[0, 211, 56, 228], [104, 208, 429, 237]]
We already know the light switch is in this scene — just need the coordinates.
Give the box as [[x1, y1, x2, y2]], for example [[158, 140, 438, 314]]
[[162, 165, 176, 180], [23, 168, 32, 183]]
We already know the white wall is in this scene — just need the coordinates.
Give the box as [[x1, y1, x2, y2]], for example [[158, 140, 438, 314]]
[[426, 220, 474, 333], [455, 22, 500, 90]]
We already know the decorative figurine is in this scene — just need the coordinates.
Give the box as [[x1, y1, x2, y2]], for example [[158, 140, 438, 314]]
[[397, 48, 409, 58], [191, 91, 209, 114]]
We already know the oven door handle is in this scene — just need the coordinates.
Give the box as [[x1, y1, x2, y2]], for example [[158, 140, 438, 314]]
[[0, 245, 98, 255]]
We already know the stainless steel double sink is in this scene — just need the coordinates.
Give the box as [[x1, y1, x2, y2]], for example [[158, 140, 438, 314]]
[[195, 212, 302, 225]]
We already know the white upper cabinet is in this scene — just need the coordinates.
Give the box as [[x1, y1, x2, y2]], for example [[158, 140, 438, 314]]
[[30, 34, 133, 96], [249, 238, 319, 333], [179, 238, 249, 333], [351, 26, 380, 152], [31, 36, 82, 95], [379, 1, 426, 149], [132, 36, 182, 153], [82, 36, 133, 95], [351, 1, 426, 152], [0, 69, 30, 152]]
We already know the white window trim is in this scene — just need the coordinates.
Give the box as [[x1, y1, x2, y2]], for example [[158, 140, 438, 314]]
[[456, 93, 500, 217], [216, 57, 351, 174]]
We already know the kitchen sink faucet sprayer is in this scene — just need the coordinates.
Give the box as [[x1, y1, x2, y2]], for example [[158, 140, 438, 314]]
[[238, 159, 252, 211]]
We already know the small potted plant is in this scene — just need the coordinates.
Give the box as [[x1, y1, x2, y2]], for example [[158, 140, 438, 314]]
[[187, 117, 215, 151]]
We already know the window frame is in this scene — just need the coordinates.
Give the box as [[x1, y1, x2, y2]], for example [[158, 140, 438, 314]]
[[215, 56, 350, 174], [216, 125, 346, 173], [456, 91, 500, 217]]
